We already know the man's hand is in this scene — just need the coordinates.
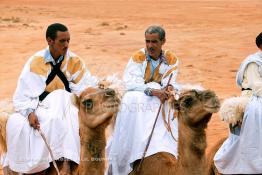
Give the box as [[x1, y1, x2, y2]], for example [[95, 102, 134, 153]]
[[28, 112, 40, 130], [166, 85, 174, 92], [151, 89, 169, 103]]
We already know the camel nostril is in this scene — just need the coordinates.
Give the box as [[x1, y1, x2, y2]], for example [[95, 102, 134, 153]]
[[105, 88, 115, 96]]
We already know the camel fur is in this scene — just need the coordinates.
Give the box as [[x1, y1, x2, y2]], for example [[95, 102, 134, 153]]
[[130, 89, 220, 175], [70, 87, 120, 175], [219, 96, 249, 126], [206, 137, 226, 175], [0, 86, 120, 175], [0, 99, 14, 153]]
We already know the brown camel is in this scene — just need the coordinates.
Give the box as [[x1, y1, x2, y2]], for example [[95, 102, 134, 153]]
[[207, 137, 226, 175], [130, 89, 220, 175], [0, 87, 120, 175]]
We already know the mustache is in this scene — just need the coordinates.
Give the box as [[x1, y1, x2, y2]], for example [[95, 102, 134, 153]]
[[148, 48, 155, 52]]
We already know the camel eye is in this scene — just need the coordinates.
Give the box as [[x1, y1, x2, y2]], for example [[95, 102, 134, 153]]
[[182, 96, 194, 108], [203, 91, 214, 100], [82, 99, 93, 109]]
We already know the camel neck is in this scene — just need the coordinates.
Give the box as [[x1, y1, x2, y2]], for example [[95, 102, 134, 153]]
[[79, 125, 106, 175], [178, 119, 207, 175]]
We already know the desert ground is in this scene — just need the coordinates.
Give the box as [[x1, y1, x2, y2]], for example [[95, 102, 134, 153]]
[[0, 0, 261, 173]]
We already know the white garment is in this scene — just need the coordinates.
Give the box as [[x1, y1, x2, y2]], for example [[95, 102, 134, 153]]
[[236, 51, 262, 97], [242, 63, 262, 97], [214, 51, 262, 174], [123, 48, 179, 92], [106, 49, 179, 174], [6, 90, 80, 174], [13, 47, 97, 118], [214, 96, 262, 174], [3, 47, 97, 173], [106, 83, 178, 175]]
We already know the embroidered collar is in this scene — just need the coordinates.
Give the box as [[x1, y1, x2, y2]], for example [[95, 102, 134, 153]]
[[145, 50, 167, 64], [44, 47, 64, 65]]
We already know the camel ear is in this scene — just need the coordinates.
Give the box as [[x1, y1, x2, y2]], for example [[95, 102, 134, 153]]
[[98, 80, 111, 89], [71, 94, 80, 109]]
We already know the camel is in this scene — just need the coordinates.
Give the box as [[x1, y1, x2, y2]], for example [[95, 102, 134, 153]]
[[130, 89, 220, 175], [0, 86, 120, 175], [207, 138, 226, 175]]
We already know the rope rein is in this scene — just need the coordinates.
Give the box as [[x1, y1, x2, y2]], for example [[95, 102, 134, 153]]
[[135, 73, 174, 173], [38, 128, 61, 175]]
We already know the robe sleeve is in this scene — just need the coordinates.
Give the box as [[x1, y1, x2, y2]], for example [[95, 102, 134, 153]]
[[244, 62, 262, 97], [123, 58, 148, 92], [13, 58, 46, 117]]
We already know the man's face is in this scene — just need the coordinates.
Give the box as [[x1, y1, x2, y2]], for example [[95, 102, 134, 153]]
[[48, 31, 70, 58], [145, 32, 165, 60]]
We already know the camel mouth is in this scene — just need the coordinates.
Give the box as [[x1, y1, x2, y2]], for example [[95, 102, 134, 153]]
[[204, 104, 220, 113], [203, 97, 221, 113], [104, 103, 119, 108], [102, 101, 120, 110]]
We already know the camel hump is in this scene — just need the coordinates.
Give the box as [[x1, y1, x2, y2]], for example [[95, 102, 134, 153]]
[[0, 99, 14, 153], [131, 50, 146, 63]]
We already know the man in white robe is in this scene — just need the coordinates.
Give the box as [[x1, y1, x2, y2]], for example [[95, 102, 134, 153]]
[[107, 25, 179, 175], [214, 32, 262, 174], [3, 23, 97, 174]]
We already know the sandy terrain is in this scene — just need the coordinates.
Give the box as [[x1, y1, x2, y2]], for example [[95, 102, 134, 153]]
[[0, 0, 262, 172]]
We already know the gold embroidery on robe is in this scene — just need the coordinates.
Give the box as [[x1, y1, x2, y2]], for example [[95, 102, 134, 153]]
[[132, 50, 146, 63], [163, 66, 177, 79], [30, 56, 50, 77], [144, 62, 163, 84], [45, 76, 65, 92], [73, 69, 86, 84], [66, 57, 85, 84], [144, 61, 151, 83], [136, 49, 178, 84], [164, 50, 178, 65], [45, 58, 67, 93], [67, 57, 82, 75], [151, 64, 162, 83]]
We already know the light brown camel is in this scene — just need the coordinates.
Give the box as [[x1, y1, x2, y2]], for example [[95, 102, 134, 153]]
[[130, 89, 220, 175], [0, 87, 120, 175], [207, 137, 226, 175]]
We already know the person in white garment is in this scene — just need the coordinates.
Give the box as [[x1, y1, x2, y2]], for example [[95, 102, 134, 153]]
[[214, 32, 262, 174], [3, 23, 97, 174], [106, 25, 179, 174]]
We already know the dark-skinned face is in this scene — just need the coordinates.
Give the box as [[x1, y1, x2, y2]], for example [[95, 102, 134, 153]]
[[47, 31, 70, 60]]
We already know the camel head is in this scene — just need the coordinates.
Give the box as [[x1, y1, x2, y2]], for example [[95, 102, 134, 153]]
[[174, 89, 220, 128], [76, 87, 120, 129]]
